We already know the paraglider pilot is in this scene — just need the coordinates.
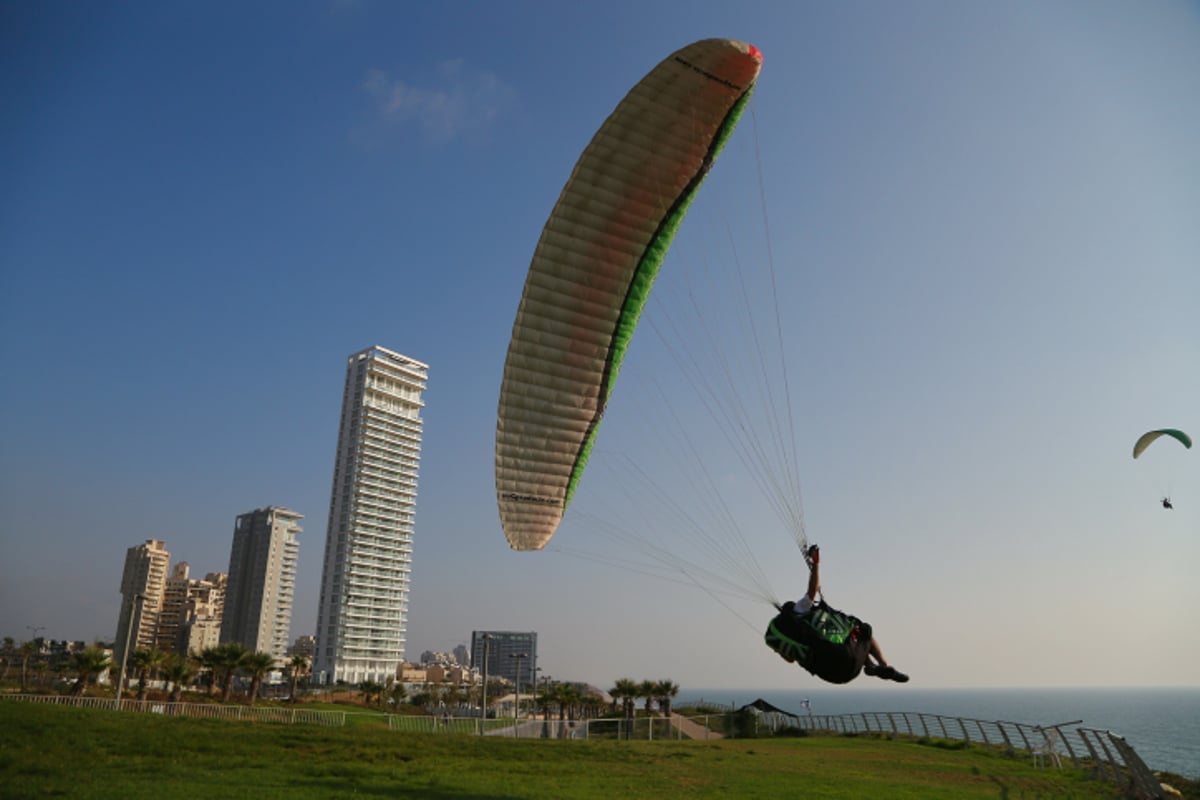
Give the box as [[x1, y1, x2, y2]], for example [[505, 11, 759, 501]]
[[764, 545, 908, 684], [1162, 497, 1173, 510]]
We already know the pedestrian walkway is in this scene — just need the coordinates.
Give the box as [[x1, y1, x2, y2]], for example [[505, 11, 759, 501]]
[[670, 714, 723, 740]]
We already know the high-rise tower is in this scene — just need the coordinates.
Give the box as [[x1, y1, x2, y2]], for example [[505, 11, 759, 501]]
[[220, 506, 302, 662], [470, 630, 538, 688], [314, 346, 427, 684], [115, 539, 170, 665]]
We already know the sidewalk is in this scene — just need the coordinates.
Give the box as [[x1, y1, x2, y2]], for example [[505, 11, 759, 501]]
[[669, 714, 723, 740]]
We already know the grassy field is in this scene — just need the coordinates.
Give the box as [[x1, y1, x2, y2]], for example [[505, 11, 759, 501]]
[[0, 702, 1123, 799]]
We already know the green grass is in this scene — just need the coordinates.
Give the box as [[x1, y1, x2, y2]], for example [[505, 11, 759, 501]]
[[0, 702, 1122, 799]]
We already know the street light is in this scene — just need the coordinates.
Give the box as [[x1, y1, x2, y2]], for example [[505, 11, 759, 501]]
[[114, 593, 146, 710], [510, 652, 527, 737], [534, 667, 549, 738], [478, 634, 492, 736], [23, 626, 45, 693]]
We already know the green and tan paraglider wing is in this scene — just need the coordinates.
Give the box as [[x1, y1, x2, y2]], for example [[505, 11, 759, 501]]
[[495, 39, 763, 551], [1132, 429, 1193, 459]]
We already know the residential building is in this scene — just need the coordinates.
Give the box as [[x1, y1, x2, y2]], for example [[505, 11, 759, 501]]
[[221, 507, 302, 662], [399, 663, 427, 684], [419, 649, 456, 665], [156, 562, 192, 653], [470, 630, 537, 690], [314, 346, 428, 685], [178, 572, 227, 656], [115, 539, 170, 665], [288, 635, 316, 662], [425, 663, 472, 685]]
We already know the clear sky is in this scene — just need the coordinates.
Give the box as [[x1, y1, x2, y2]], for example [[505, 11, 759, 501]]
[[2, 1, 1197, 692]]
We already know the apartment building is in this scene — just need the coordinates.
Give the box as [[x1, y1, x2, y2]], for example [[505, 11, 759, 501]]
[[220, 506, 302, 662], [314, 346, 428, 684], [115, 539, 170, 665]]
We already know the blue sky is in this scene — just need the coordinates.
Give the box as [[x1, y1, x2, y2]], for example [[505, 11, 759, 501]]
[[2, 1, 1197, 691]]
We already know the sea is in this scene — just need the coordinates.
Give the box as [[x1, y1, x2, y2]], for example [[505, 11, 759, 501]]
[[680, 687, 1199, 779]]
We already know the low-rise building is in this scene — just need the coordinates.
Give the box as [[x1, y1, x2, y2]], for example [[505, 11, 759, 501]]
[[288, 635, 316, 661]]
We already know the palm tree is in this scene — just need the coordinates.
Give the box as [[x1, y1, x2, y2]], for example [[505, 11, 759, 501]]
[[426, 684, 447, 712], [69, 645, 111, 697], [550, 682, 567, 724], [554, 682, 582, 737], [654, 679, 680, 718], [130, 647, 167, 701], [639, 680, 657, 715], [286, 655, 308, 703], [198, 647, 220, 696], [34, 656, 51, 688], [207, 642, 248, 702], [580, 692, 606, 721], [611, 678, 639, 732], [161, 654, 197, 703], [20, 640, 38, 692], [359, 679, 384, 707], [535, 679, 554, 721], [484, 679, 505, 715], [242, 651, 276, 706], [442, 683, 465, 714], [0, 636, 13, 683], [389, 680, 407, 708]]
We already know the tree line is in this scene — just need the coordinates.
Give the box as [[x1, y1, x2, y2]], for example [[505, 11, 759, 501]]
[[1, 637, 309, 705], [608, 678, 681, 720], [4, 638, 683, 725]]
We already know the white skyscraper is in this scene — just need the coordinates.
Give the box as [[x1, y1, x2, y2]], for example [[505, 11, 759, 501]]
[[314, 346, 427, 684]]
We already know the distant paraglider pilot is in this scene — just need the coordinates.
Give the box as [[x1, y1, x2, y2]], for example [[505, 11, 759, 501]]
[[1132, 429, 1191, 512], [765, 546, 908, 684]]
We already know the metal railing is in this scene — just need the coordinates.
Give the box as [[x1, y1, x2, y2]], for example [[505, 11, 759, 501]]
[[3, 694, 346, 727], [386, 714, 699, 740], [748, 708, 1163, 799]]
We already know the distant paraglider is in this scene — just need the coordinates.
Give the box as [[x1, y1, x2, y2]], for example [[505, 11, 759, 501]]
[[1132, 428, 1192, 460], [1132, 428, 1191, 509]]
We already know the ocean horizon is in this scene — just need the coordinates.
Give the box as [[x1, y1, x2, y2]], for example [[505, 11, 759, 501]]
[[679, 686, 1199, 779]]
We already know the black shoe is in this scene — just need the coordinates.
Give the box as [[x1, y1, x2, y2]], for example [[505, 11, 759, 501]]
[[863, 663, 881, 677], [887, 668, 909, 683]]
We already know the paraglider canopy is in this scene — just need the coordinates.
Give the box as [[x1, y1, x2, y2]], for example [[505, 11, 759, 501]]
[[1132, 429, 1192, 459], [495, 39, 763, 551]]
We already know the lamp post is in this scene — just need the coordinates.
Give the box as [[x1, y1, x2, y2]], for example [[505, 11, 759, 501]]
[[533, 666, 543, 718], [114, 593, 145, 710], [23, 626, 45, 693], [534, 667, 549, 738], [510, 652, 527, 737], [478, 634, 491, 736]]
